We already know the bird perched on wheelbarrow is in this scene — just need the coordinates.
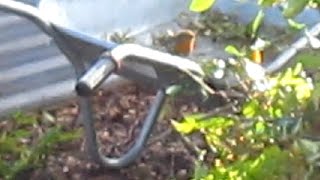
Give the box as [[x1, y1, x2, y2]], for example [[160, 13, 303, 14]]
[[156, 29, 197, 56], [172, 29, 197, 56]]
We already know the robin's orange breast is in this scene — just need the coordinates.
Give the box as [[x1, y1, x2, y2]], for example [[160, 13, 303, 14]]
[[251, 50, 264, 64], [173, 30, 196, 56]]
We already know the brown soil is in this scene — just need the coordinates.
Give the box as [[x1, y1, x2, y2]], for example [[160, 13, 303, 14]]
[[19, 83, 224, 180]]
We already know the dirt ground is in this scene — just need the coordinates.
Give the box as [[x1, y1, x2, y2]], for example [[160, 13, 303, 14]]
[[17, 83, 223, 180]]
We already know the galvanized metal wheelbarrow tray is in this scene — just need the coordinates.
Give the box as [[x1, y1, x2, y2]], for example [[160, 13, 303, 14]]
[[1, 0, 320, 168]]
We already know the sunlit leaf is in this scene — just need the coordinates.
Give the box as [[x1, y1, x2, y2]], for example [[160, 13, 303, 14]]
[[199, 116, 234, 129], [171, 119, 197, 134], [242, 99, 260, 118], [274, 108, 283, 118], [225, 45, 246, 57], [287, 19, 306, 30], [258, 0, 278, 7], [255, 121, 266, 134], [281, 67, 294, 81], [246, 10, 264, 39], [293, 63, 303, 76], [189, 0, 216, 12], [280, 77, 306, 87], [282, 0, 309, 18], [295, 84, 312, 101]]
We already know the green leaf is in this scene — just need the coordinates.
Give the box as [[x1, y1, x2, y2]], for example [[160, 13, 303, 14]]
[[282, 0, 309, 18], [274, 108, 283, 118], [246, 10, 265, 39], [171, 119, 197, 134], [199, 116, 234, 129], [248, 146, 291, 178], [9, 158, 33, 180], [293, 63, 303, 76], [189, 0, 216, 12], [0, 160, 11, 178], [258, 0, 278, 7], [287, 19, 306, 30], [0, 137, 22, 154], [34, 127, 81, 154], [242, 99, 260, 118], [225, 45, 246, 57], [12, 129, 32, 139], [255, 121, 266, 134], [12, 112, 37, 126], [193, 161, 209, 179], [55, 128, 82, 142]]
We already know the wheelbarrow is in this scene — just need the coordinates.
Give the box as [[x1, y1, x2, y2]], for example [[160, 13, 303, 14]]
[[1, 0, 320, 168]]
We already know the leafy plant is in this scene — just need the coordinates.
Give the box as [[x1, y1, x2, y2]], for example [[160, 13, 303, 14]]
[[172, 57, 320, 179], [0, 113, 82, 180], [180, 1, 320, 178], [189, 0, 320, 38]]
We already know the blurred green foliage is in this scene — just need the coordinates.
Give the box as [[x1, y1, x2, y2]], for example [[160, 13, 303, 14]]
[[0, 113, 81, 180], [173, 58, 320, 179], [189, 0, 320, 38], [176, 1, 320, 176]]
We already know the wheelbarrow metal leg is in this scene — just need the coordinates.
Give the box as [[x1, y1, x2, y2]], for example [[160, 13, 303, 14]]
[[79, 89, 167, 168]]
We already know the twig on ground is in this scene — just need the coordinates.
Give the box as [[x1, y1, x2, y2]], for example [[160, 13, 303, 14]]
[[147, 128, 173, 146], [198, 103, 238, 120], [177, 132, 202, 157]]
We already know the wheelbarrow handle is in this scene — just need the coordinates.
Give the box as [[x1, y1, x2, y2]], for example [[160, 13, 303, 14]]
[[80, 89, 167, 168], [0, 0, 54, 36], [76, 53, 118, 96], [265, 22, 320, 73]]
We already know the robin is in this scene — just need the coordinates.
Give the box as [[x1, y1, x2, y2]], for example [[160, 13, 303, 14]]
[[173, 29, 196, 56], [250, 37, 268, 64], [251, 49, 264, 64]]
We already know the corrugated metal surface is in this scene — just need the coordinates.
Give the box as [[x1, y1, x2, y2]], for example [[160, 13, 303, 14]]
[[0, 2, 126, 117]]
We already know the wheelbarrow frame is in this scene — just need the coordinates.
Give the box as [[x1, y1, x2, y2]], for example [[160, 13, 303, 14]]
[[0, 0, 207, 168], [1, 0, 320, 169]]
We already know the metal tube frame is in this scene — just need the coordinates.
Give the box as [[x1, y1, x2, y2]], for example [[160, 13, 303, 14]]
[[0, 0, 171, 168], [1, 0, 320, 168]]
